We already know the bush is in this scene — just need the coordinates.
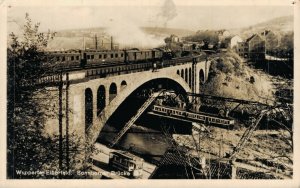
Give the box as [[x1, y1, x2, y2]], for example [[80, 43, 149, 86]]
[[210, 52, 245, 76]]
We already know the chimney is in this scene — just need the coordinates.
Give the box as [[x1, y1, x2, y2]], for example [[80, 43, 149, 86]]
[[95, 34, 98, 50], [82, 36, 86, 50], [111, 36, 113, 50]]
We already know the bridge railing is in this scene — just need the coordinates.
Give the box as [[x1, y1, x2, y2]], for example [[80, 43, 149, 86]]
[[29, 54, 208, 86]]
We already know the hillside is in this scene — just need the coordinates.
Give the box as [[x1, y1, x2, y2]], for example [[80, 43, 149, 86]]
[[203, 52, 275, 103]]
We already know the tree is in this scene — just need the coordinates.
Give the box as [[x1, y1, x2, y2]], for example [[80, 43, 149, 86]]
[[7, 12, 54, 177], [278, 32, 293, 58], [7, 13, 94, 179]]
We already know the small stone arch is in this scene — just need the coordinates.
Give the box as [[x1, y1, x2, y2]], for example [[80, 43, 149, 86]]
[[121, 80, 127, 89], [189, 68, 192, 87], [177, 70, 180, 75], [199, 69, 205, 84], [85, 88, 93, 132], [181, 69, 184, 78], [97, 85, 106, 116], [185, 68, 188, 83], [109, 82, 117, 102]]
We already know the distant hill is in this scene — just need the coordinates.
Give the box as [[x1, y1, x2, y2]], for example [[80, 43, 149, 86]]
[[54, 26, 194, 38], [141, 27, 195, 38], [230, 15, 293, 39], [184, 15, 293, 43], [251, 15, 293, 31]]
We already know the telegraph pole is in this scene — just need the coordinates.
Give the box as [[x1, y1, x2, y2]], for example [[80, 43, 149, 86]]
[[58, 71, 63, 174], [65, 73, 70, 170]]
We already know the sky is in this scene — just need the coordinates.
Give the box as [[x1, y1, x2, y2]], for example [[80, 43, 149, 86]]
[[5, 0, 294, 48], [7, 0, 293, 33]]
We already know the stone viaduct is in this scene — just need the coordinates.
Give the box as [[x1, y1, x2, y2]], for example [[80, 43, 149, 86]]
[[42, 58, 211, 146]]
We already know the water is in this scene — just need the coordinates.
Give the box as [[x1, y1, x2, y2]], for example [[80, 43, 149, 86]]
[[97, 86, 192, 163], [98, 114, 192, 163]]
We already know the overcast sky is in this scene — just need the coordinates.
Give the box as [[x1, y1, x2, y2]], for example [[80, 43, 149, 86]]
[[7, 1, 293, 33]]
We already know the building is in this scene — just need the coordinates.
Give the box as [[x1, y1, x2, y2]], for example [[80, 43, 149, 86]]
[[181, 41, 202, 51], [237, 34, 265, 61], [169, 34, 180, 43], [165, 34, 181, 50], [220, 35, 243, 50], [217, 30, 231, 42], [237, 41, 248, 57], [229, 35, 243, 49], [247, 34, 265, 60]]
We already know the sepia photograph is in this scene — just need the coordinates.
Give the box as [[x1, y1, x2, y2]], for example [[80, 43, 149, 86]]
[[0, 0, 299, 186]]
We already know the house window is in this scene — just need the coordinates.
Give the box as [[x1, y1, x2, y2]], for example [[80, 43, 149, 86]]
[[62, 56, 65, 61], [76, 56, 79, 60], [111, 54, 113, 58], [71, 56, 74, 61], [104, 54, 107, 59], [87, 55, 90, 59], [115, 54, 118, 58], [99, 54, 102, 59], [91, 55, 94, 59]]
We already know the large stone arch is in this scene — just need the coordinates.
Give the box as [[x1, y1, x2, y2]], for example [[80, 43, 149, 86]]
[[86, 75, 191, 143], [199, 69, 205, 93]]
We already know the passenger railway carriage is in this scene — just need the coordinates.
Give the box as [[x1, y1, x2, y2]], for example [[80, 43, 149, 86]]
[[84, 50, 125, 63], [47, 48, 165, 67], [152, 105, 235, 128]]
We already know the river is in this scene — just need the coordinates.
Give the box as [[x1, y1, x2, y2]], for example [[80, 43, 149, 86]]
[[97, 113, 193, 163]]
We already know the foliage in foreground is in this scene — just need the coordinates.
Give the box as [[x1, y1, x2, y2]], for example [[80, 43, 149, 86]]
[[7, 13, 93, 178]]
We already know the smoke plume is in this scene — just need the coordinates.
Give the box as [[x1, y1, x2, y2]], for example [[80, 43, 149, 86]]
[[157, 0, 178, 27], [105, 18, 165, 49]]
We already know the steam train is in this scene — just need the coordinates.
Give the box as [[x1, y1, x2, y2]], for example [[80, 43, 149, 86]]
[[46, 48, 169, 68], [46, 48, 206, 70]]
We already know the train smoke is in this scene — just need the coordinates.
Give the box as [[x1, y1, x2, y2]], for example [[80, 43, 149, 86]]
[[105, 18, 165, 49], [157, 0, 178, 28]]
